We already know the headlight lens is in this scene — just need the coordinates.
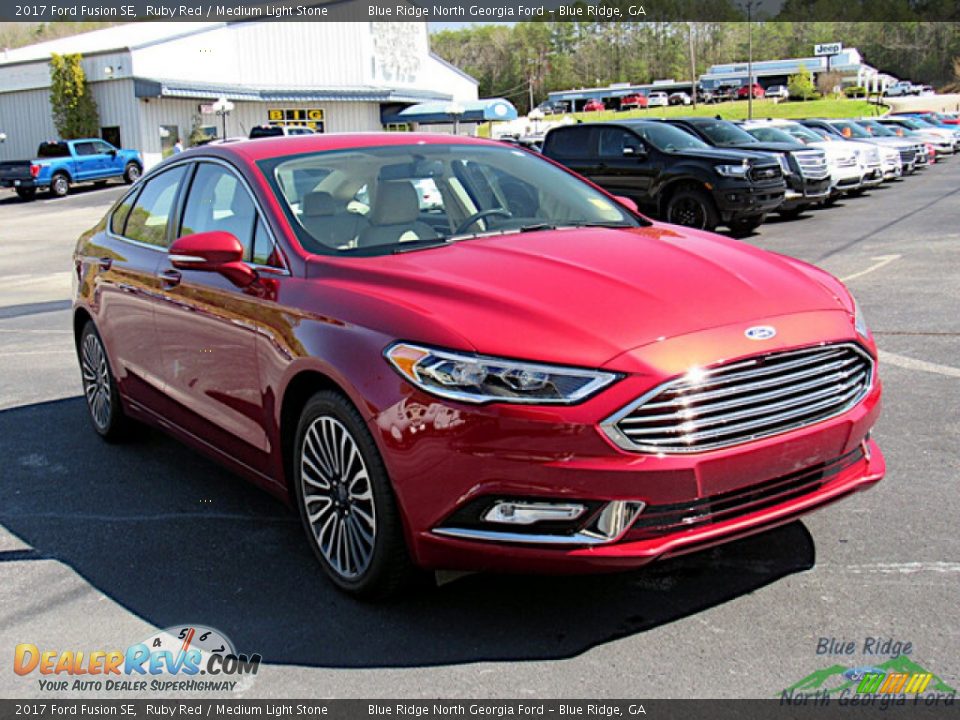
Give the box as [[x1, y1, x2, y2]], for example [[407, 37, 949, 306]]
[[715, 162, 750, 178], [853, 298, 869, 338], [385, 343, 619, 405]]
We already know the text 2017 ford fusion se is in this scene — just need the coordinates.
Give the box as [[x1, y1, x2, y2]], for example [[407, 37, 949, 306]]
[[73, 134, 884, 598]]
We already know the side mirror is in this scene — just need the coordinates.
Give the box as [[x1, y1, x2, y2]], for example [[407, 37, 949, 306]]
[[169, 231, 257, 288], [614, 195, 639, 214]]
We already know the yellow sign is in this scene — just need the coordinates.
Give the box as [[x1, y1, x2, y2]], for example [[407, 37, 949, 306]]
[[267, 108, 325, 132]]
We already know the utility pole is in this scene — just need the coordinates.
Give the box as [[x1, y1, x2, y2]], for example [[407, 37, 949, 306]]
[[689, 23, 698, 110]]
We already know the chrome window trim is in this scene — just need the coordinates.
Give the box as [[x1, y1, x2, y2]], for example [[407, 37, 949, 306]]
[[600, 342, 876, 455], [106, 155, 291, 277]]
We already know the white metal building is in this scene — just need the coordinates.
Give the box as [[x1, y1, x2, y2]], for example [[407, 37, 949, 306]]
[[0, 22, 478, 167]]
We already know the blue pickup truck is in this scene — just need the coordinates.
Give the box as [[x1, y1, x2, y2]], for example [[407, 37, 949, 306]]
[[0, 138, 143, 200]]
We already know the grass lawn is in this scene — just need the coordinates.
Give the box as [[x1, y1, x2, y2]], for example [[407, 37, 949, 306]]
[[477, 98, 886, 136]]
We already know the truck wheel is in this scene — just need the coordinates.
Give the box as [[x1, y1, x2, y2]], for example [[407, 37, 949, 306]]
[[49, 173, 70, 198], [665, 187, 719, 231], [15, 187, 37, 201], [123, 163, 141, 184], [728, 215, 765, 237]]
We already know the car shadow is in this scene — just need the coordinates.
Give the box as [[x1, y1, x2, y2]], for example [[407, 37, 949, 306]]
[[1, 397, 817, 669], [0, 181, 125, 206]]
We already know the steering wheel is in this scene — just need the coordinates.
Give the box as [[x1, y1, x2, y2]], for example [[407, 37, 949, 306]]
[[454, 208, 513, 235]]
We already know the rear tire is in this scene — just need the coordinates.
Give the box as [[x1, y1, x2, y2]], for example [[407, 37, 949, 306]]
[[15, 187, 36, 201], [123, 162, 141, 184], [664, 187, 719, 231], [49, 173, 70, 198], [294, 390, 418, 600], [78, 321, 133, 442]]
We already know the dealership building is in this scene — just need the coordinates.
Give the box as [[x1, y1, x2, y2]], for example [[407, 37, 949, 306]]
[[0, 22, 479, 167]]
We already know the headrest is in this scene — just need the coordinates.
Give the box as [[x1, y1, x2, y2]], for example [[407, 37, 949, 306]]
[[302, 191, 336, 217], [370, 182, 420, 226]]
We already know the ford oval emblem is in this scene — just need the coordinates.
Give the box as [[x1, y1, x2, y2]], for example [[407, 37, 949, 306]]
[[745, 325, 777, 340]]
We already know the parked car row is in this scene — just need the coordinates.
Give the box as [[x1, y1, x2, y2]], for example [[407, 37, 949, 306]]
[[540, 112, 958, 235]]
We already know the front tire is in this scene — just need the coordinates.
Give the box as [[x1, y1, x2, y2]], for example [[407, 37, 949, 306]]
[[294, 391, 416, 599], [123, 162, 141, 184], [78, 322, 132, 442], [49, 173, 70, 198], [664, 187, 719, 231]]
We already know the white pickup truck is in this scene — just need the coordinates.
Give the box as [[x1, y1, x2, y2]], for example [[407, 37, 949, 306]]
[[884, 81, 921, 97]]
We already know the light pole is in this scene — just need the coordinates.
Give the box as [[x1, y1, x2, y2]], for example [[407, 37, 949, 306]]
[[212, 96, 234, 140]]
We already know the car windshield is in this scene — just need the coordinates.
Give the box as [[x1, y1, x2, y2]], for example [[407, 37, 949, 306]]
[[693, 121, 758, 146], [857, 121, 895, 137], [898, 117, 932, 130], [769, 123, 823, 144], [830, 120, 872, 139], [631, 123, 709, 152], [258, 142, 642, 256], [741, 126, 797, 144]]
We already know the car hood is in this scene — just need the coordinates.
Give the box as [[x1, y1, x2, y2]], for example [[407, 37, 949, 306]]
[[670, 146, 775, 164], [316, 224, 849, 368], [725, 140, 806, 153]]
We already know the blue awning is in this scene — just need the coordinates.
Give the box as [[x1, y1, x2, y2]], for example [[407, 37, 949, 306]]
[[381, 98, 518, 125]]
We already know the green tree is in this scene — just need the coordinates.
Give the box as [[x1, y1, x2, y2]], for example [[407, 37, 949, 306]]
[[49, 52, 100, 139], [788, 63, 817, 100]]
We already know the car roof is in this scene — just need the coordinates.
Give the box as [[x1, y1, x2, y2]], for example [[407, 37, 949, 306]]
[[201, 132, 506, 164]]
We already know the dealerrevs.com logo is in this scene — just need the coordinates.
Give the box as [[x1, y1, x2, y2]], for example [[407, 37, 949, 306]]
[[14, 625, 261, 693]]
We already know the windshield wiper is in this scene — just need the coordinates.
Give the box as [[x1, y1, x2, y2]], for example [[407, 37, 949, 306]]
[[391, 237, 452, 254]]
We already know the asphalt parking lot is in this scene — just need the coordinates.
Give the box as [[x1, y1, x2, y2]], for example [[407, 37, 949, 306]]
[[0, 161, 957, 700]]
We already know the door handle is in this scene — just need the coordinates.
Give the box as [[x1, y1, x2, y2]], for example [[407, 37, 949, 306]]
[[97, 257, 113, 271], [160, 269, 182, 288]]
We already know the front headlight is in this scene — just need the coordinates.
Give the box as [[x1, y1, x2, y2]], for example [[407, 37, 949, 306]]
[[385, 343, 620, 405], [776, 153, 793, 175], [853, 298, 869, 338], [715, 162, 750, 178]]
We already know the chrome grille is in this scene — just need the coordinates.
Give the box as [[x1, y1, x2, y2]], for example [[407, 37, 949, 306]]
[[794, 150, 829, 180], [898, 148, 916, 165], [836, 155, 858, 168], [604, 344, 874, 453]]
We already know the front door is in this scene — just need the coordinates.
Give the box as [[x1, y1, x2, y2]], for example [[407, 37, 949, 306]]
[[152, 161, 273, 474]]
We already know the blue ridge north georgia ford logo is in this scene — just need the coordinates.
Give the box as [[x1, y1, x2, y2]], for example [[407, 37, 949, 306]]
[[745, 325, 777, 340]]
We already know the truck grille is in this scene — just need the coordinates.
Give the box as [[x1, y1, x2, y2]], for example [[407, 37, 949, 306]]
[[836, 155, 858, 168], [749, 164, 782, 182], [603, 344, 874, 453], [898, 148, 916, 165], [624, 446, 865, 539], [794, 150, 829, 180]]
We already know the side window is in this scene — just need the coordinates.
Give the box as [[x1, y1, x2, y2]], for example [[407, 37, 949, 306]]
[[546, 128, 594, 159], [252, 217, 282, 267], [74, 142, 97, 156], [110, 189, 139, 235], [94, 140, 115, 154], [598, 129, 641, 158], [123, 166, 187, 247], [180, 163, 257, 259]]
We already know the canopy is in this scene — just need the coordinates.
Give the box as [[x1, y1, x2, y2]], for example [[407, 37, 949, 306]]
[[382, 98, 518, 125]]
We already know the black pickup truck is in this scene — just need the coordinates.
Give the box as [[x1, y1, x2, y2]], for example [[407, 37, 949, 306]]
[[661, 117, 832, 218], [541, 120, 785, 235]]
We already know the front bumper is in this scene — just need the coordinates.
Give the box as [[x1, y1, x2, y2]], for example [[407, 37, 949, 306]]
[[713, 181, 785, 221], [783, 176, 831, 207], [371, 321, 884, 574]]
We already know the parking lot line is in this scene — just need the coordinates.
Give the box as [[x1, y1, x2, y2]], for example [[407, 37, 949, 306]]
[[878, 349, 960, 378], [840, 254, 901, 282]]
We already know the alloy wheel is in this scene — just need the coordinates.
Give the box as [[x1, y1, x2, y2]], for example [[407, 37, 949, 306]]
[[80, 332, 111, 431], [300, 416, 377, 580]]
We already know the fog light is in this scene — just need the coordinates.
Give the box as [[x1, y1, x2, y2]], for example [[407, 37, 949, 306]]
[[584, 500, 646, 541], [483, 501, 586, 526]]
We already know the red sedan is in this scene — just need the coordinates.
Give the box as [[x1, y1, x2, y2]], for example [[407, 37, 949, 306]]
[[737, 83, 766, 99], [583, 99, 606, 112], [73, 133, 884, 597]]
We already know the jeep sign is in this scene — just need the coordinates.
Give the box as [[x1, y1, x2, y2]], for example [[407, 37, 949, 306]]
[[815, 42, 843, 56]]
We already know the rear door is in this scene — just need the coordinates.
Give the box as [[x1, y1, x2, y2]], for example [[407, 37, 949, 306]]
[[71, 141, 103, 180], [544, 127, 599, 178], [152, 160, 285, 474], [93, 165, 189, 408]]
